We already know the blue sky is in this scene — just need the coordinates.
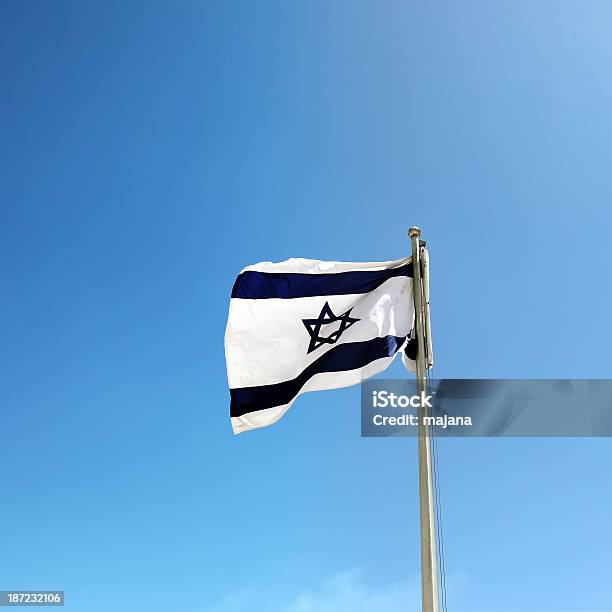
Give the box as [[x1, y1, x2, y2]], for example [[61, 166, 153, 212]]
[[1, 1, 612, 610]]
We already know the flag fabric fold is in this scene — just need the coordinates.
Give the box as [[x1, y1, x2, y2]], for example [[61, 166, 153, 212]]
[[225, 257, 415, 433]]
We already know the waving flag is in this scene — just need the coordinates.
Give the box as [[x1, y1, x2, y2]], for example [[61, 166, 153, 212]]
[[225, 257, 416, 433]]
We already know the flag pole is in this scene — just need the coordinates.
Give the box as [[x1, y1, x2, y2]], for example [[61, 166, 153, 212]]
[[409, 226, 440, 612]]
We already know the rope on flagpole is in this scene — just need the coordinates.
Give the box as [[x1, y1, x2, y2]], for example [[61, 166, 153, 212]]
[[422, 240, 448, 612], [429, 366, 449, 612]]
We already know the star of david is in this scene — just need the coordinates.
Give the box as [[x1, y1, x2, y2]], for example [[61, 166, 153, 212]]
[[302, 302, 360, 354]]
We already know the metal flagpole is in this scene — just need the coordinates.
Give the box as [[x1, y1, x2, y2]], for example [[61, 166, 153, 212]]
[[409, 226, 439, 612]]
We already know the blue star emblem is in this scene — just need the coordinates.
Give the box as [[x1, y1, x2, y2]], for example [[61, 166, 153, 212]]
[[302, 302, 360, 354]]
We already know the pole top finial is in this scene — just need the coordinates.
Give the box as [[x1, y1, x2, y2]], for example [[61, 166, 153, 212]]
[[408, 226, 421, 239]]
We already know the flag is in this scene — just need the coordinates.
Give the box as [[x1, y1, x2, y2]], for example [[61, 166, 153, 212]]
[[225, 257, 416, 433]]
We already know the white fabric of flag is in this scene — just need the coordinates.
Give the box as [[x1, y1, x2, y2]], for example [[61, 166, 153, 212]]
[[225, 257, 416, 434]]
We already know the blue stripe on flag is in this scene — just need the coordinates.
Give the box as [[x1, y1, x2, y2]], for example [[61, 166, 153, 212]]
[[230, 335, 406, 417], [231, 263, 413, 299]]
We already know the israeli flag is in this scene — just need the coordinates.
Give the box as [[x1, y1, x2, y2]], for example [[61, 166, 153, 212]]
[[225, 257, 416, 434]]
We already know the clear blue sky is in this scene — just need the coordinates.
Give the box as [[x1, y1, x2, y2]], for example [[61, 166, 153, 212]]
[[1, 2, 611, 611]]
